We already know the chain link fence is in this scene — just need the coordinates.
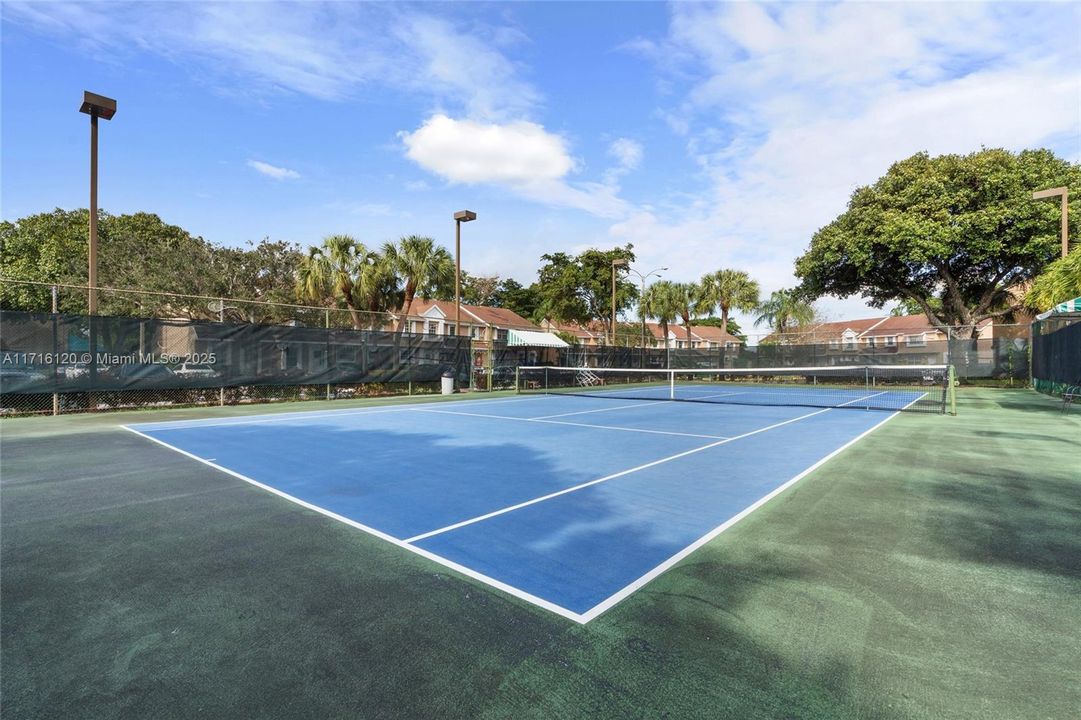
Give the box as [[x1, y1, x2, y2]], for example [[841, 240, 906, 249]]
[[0, 279, 467, 416]]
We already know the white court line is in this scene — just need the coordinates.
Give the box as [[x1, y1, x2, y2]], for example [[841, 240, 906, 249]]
[[403, 404, 838, 544], [576, 405, 906, 622], [529, 400, 665, 420], [125, 393, 551, 431], [120, 424, 588, 623], [412, 407, 727, 440]]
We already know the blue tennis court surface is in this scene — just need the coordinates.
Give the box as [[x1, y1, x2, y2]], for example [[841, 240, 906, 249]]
[[125, 393, 904, 622]]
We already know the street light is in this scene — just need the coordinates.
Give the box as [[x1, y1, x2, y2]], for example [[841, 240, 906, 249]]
[[453, 210, 477, 338], [1031, 186, 1070, 258], [79, 91, 117, 315], [624, 265, 667, 350], [611, 258, 629, 346]]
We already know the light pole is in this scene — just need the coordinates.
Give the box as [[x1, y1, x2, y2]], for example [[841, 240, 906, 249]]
[[611, 258, 629, 346], [1032, 186, 1070, 258], [79, 91, 117, 314], [453, 210, 477, 337], [624, 265, 667, 349]]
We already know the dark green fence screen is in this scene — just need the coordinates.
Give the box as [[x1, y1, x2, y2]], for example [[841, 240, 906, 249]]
[[0, 311, 471, 394], [1031, 317, 1081, 395]]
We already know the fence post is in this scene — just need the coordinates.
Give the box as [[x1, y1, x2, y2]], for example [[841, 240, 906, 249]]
[[52, 285, 60, 416], [219, 298, 226, 407], [325, 308, 331, 402]]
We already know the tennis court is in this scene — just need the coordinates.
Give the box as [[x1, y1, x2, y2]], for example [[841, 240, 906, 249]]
[[4, 384, 1080, 719], [124, 374, 933, 622]]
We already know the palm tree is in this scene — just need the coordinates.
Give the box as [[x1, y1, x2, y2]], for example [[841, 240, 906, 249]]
[[641, 280, 683, 349], [354, 253, 402, 321], [382, 235, 454, 331], [296, 234, 372, 329], [698, 269, 760, 339], [755, 289, 816, 340], [674, 282, 700, 346]]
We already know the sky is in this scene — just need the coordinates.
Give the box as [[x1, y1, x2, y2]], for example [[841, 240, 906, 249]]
[[2, 1, 1079, 335]]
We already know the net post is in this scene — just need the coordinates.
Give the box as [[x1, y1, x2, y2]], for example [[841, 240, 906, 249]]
[[948, 364, 957, 415], [669, 369, 675, 400], [514, 366, 520, 394], [51, 285, 60, 416]]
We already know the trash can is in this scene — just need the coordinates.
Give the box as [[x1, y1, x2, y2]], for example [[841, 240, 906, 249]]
[[440, 371, 455, 395]]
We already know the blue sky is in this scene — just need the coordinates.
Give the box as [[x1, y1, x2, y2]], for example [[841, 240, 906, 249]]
[[2, 1, 1078, 333]]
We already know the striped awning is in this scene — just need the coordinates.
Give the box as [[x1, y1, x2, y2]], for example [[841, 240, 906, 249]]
[[1036, 297, 1081, 321], [507, 329, 569, 348]]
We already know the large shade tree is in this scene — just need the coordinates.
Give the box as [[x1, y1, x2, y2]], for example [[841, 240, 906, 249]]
[[0, 208, 301, 319], [795, 148, 1080, 338], [534, 245, 637, 337], [697, 269, 760, 339]]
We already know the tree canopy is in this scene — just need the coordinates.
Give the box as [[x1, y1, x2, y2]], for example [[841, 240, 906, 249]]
[[534, 245, 637, 334], [795, 148, 1080, 337], [0, 208, 303, 320]]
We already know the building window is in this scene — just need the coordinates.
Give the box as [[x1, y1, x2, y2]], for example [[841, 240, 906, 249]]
[[446, 324, 456, 335], [426, 321, 439, 335], [906, 333, 926, 347], [473, 326, 485, 340], [829, 339, 840, 350], [865, 337, 877, 348], [884, 335, 897, 347], [496, 329, 508, 341]]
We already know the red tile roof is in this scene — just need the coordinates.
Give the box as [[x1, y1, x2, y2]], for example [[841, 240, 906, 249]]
[[406, 299, 539, 330], [686, 325, 744, 345]]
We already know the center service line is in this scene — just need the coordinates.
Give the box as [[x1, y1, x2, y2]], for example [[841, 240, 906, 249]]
[[402, 405, 837, 544]]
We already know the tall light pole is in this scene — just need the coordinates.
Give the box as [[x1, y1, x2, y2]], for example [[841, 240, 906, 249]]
[[79, 92, 117, 314], [453, 210, 477, 337], [611, 258, 629, 346], [625, 265, 667, 349], [1032, 186, 1070, 258]]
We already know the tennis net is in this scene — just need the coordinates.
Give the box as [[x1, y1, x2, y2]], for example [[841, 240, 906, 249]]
[[516, 365, 954, 414]]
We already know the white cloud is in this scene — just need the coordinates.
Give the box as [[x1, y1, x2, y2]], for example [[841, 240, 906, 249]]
[[247, 160, 300, 180], [4, 3, 538, 117], [617, 1, 1081, 329], [400, 114, 629, 218], [608, 138, 643, 171], [395, 14, 540, 120], [400, 114, 573, 184]]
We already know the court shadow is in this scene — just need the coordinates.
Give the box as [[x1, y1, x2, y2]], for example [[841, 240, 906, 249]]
[[926, 466, 1081, 580]]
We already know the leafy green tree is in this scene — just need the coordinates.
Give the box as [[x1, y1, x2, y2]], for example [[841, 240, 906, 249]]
[[382, 235, 454, 327], [210, 239, 304, 323], [535, 245, 637, 337], [641, 280, 683, 347], [496, 278, 542, 320], [795, 148, 1080, 337], [460, 272, 501, 306], [755, 289, 815, 339], [1026, 250, 1081, 311], [0, 208, 224, 316], [697, 269, 760, 339]]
